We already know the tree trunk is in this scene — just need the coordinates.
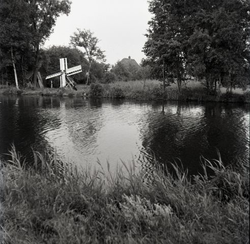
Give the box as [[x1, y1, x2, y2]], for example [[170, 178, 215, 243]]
[[176, 58, 182, 93], [176, 70, 182, 93], [86, 60, 92, 85], [33, 44, 40, 87], [11, 47, 19, 90], [163, 59, 166, 91], [21, 55, 27, 86], [206, 73, 211, 94], [214, 80, 217, 93]]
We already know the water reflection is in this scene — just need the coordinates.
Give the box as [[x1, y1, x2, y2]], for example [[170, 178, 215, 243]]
[[0, 96, 249, 177], [140, 102, 249, 175]]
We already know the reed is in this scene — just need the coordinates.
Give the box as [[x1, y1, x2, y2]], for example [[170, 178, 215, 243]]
[[1, 146, 249, 243]]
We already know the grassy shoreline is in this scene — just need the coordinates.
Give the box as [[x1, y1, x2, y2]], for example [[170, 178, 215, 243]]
[[0, 148, 249, 243], [1, 80, 250, 103]]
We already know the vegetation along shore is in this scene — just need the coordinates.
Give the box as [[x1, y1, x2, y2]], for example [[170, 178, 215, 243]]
[[1, 79, 250, 104], [1, 0, 249, 105], [0, 146, 249, 243]]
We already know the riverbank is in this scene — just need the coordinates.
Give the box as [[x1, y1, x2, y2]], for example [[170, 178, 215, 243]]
[[1, 80, 250, 103], [1, 147, 249, 243]]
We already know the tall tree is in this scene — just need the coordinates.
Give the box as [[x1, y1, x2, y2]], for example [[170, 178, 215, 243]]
[[186, 0, 250, 92], [70, 29, 106, 84], [143, 0, 188, 92], [0, 0, 71, 87], [144, 0, 250, 93], [27, 0, 71, 86], [0, 0, 31, 89]]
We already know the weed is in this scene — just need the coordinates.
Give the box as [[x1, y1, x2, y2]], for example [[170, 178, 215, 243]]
[[1, 146, 249, 243]]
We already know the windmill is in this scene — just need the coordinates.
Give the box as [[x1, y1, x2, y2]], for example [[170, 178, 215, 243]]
[[45, 58, 82, 90]]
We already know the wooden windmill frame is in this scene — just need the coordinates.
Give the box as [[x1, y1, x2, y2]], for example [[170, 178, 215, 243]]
[[45, 58, 82, 89]]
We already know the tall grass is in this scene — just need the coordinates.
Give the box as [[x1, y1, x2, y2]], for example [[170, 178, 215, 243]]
[[1, 146, 249, 243]]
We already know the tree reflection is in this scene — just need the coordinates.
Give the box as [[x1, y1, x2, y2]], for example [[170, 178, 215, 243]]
[[0, 96, 61, 165], [140, 102, 249, 177]]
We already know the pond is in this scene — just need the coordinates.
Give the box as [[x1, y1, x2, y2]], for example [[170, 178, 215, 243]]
[[0, 96, 249, 177]]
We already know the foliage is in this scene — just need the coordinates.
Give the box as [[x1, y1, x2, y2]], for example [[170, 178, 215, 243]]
[[144, 0, 250, 94], [110, 87, 125, 99], [0, 0, 71, 87], [90, 61, 110, 83], [137, 62, 153, 80], [42, 46, 87, 86], [101, 71, 117, 84], [111, 61, 131, 81], [143, 0, 187, 92], [70, 29, 106, 84], [27, 0, 71, 85], [89, 83, 104, 97], [2, 146, 249, 243], [0, 0, 32, 87], [111, 57, 141, 81], [185, 0, 250, 92]]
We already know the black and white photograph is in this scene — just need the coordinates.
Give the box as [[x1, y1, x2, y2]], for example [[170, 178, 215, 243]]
[[0, 0, 249, 243]]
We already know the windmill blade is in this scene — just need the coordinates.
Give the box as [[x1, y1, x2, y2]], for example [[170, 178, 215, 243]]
[[45, 71, 62, 80], [67, 70, 82, 77], [67, 65, 82, 75]]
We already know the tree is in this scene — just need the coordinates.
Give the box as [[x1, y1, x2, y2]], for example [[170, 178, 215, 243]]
[[27, 0, 71, 86], [144, 0, 250, 94], [90, 61, 109, 82], [137, 60, 152, 81], [70, 29, 106, 84], [0, 0, 71, 88], [0, 0, 31, 89], [143, 0, 188, 92], [186, 0, 250, 93], [111, 57, 141, 81], [111, 61, 131, 81]]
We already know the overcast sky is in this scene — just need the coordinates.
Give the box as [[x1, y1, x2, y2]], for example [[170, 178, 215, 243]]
[[44, 0, 152, 65]]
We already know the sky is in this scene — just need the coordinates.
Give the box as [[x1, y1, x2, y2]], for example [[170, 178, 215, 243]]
[[44, 0, 152, 65]]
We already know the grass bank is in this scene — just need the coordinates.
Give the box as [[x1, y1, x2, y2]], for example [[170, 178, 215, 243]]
[[0, 147, 249, 243], [98, 80, 250, 103], [0, 86, 88, 98], [1, 80, 250, 103]]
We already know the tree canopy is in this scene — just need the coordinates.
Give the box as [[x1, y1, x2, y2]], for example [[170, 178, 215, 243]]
[[70, 29, 106, 84], [143, 0, 250, 93], [0, 0, 71, 87]]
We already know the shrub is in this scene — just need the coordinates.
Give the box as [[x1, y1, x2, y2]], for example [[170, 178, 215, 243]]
[[2, 87, 23, 95], [102, 72, 117, 84], [89, 83, 104, 97], [150, 86, 167, 100], [110, 87, 125, 98]]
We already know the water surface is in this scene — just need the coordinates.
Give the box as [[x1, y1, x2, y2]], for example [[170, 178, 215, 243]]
[[0, 96, 249, 176]]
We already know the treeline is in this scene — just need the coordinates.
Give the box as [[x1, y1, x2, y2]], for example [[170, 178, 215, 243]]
[[1, 0, 249, 92], [0, 43, 152, 88], [143, 0, 250, 93], [0, 0, 71, 88], [41, 47, 152, 87], [0, 0, 151, 89]]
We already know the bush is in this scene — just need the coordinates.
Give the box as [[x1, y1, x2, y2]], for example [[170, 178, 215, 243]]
[[2, 87, 23, 95], [102, 72, 117, 84], [110, 87, 125, 98], [89, 83, 104, 97], [150, 86, 167, 100]]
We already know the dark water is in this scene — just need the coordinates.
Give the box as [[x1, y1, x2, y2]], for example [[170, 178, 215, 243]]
[[0, 96, 249, 176]]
